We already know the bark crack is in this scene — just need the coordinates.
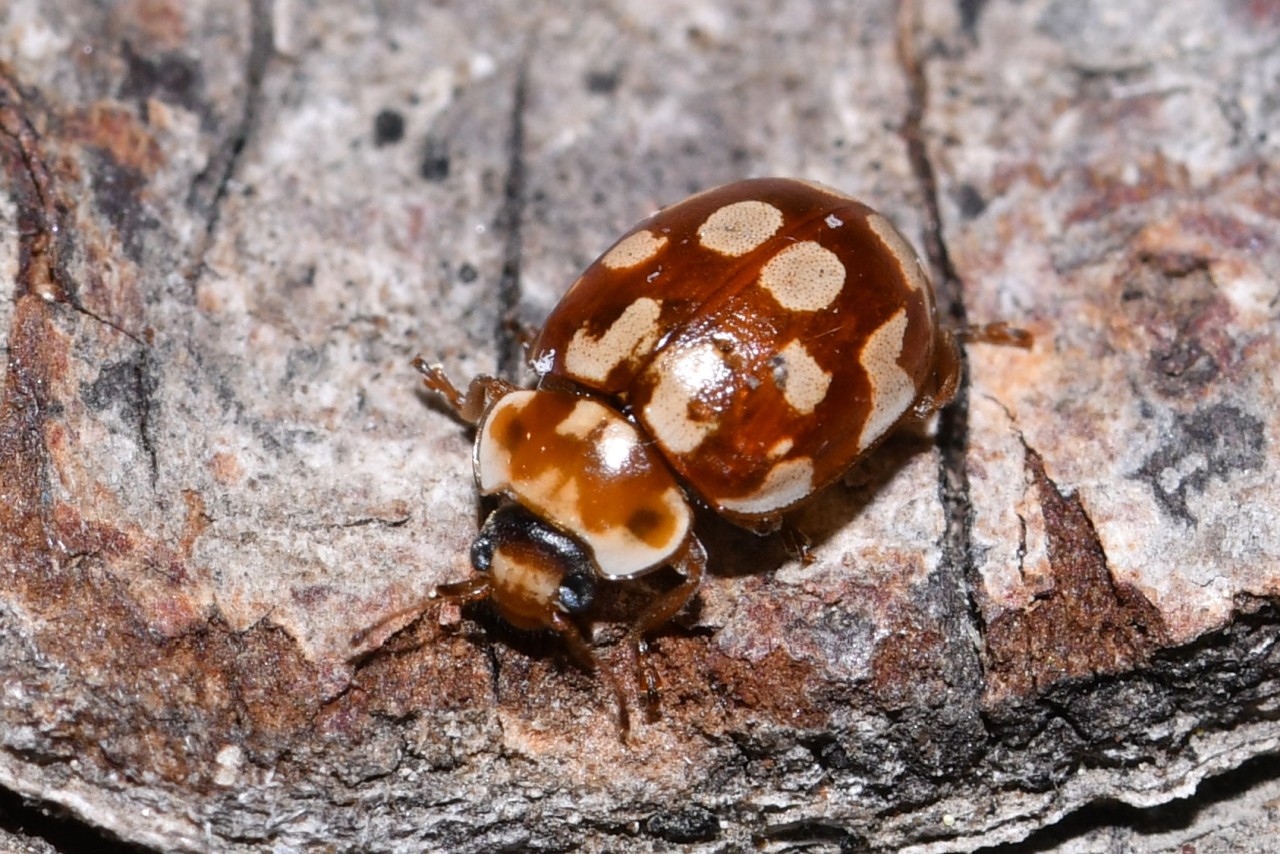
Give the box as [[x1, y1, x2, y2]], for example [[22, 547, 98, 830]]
[[186, 0, 275, 270], [895, 0, 988, 687], [494, 63, 530, 381]]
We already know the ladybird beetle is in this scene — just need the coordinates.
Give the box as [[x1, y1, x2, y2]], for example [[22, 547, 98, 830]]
[[371, 178, 1029, 721]]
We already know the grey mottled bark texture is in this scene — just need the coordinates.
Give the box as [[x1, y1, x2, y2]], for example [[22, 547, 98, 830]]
[[0, 0, 1277, 851]]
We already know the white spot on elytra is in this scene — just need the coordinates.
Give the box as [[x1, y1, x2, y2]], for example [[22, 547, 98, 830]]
[[774, 340, 831, 414], [601, 229, 668, 270], [768, 437, 794, 458], [867, 213, 928, 293], [758, 241, 845, 311], [825, 213, 843, 228], [718, 458, 815, 516], [697, 201, 784, 257], [643, 342, 729, 454], [858, 308, 915, 451], [564, 297, 662, 384]]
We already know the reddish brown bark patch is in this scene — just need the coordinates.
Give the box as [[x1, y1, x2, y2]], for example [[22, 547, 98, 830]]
[[984, 451, 1170, 702], [869, 618, 949, 711], [702, 645, 827, 730]]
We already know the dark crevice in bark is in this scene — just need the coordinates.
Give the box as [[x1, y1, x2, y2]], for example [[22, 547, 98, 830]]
[[895, 0, 989, 698], [0, 785, 149, 854], [494, 64, 530, 382], [186, 0, 275, 267]]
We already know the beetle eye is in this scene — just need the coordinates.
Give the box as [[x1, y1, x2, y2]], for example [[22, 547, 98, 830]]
[[470, 527, 496, 573], [557, 571, 596, 615]]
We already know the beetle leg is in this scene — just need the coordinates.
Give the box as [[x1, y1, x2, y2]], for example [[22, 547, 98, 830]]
[[434, 575, 494, 603], [629, 535, 707, 716], [349, 575, 490, 648], [548, 611, 632, 740], [907, 331, 962, 419], [779, 522, 814, 564], [411, 356, 518, 424], [953, 321, 1033, 349]]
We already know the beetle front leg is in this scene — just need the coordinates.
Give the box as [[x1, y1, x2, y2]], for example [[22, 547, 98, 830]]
[[411, 356, 518, 424], [629, 535, 707, 718], [548, 611, 632, 740]]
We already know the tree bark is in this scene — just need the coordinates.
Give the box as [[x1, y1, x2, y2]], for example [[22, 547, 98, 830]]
[[1, 1, 1277, 851]]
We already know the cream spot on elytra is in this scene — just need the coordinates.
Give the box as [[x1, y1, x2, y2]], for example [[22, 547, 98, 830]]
[[718, 457, 815, 516], [601, 229, 668, 270], [564, 297, 662, 384], [758, 241, 845, 311], [697, 200, 784, 257], [857, 308, 914, 451], [867, 213, 928, 293], [642, 342, 729, 454], [773, 340, 831, 414]]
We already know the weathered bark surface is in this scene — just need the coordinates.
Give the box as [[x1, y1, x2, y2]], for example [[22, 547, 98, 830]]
[[1, 0, 1277, 851]]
